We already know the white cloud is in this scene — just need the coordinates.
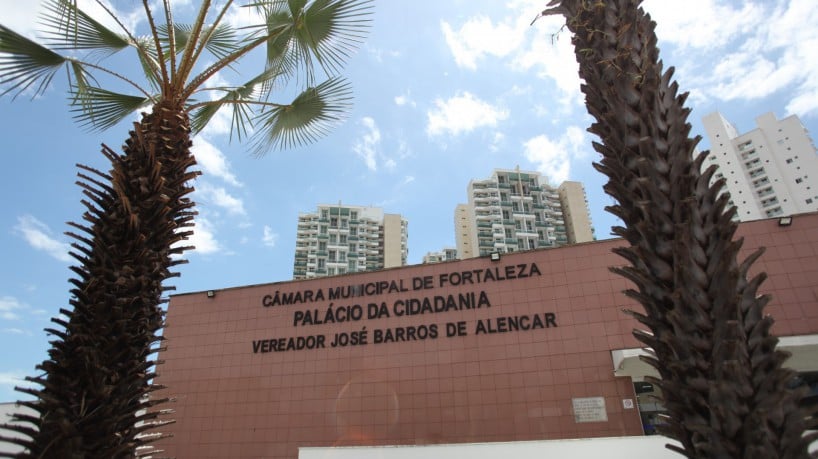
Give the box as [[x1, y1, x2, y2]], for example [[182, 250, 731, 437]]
[[3, 328, 30, 335], [262, 226, 279, 248], [441, 16, 524, 70], [366, 46, 401, 63], [353, 117, 381, 171], [185, 216, 221, 255], [490, 132, 506, 153], [512, 15, 584, 108], [522, 126, 587, 184], [0, 296, 25, 321], [13, 215, 71, 263], [196, 182, 246, 216], [644, 0, 764, 50], [642, 0, 818, 116], [0, 370, 28, 388], [0, 0, 40, 37], [426, 92, 509, 137], [394, 93, 417, 107], [191, 137, 242, 187]]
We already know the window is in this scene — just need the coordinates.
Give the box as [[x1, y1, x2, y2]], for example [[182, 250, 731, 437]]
[[340, 235, 347, 244], [328, 268, 336, 275], [808, 199, 814, 204], [339, 252, 346, 262], [329, 234, 337, 243], [318, 242, 327, 251], [341, 219, 348, 228], [319, 225, 327, 235], [350, 227, 357, 236], [328, 250, 336, 262], [321, 209, 328, 219], [350, 211, 358, 220], [317, 259, 325, 269], [330, 217, 338, 227], [796, 178, 803, 184], [786, 158, 793, 164]]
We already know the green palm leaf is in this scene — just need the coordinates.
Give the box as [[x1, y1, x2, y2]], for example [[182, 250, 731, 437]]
[[250, 76, 352, 154], [190, 67, 281, 138], [158, 23, 238, 61], [256, 0, 372, 88], [298, 0, 373, 75], [0, 24, 66, 98], [40, 0, 129, 54], [69, 85, 151, 131]]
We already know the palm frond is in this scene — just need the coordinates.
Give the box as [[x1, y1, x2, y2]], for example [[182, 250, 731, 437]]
[[250, 76, 352, 155], [69, 85, 151, 131], [0, 24, 66, 98], [259, 2, 310, 84], [132, 36, 163, 92], [253, 0, 372, 90], [39, 0, 128, 55], [298, 0, 373, 75], [158, 23, 238, 62], [189, 67, 281, 137]]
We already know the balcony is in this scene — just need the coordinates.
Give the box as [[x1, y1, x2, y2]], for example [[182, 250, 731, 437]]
[[505, 238, 518, 244]]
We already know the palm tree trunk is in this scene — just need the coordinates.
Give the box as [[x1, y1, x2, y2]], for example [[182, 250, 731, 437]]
[[7, 100, 198, 457], [541, 0, 816, 457]]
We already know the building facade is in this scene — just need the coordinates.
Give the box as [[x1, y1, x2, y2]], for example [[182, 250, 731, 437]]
[[293, 204, 408, 280], [455, 169, 594, 258], [422, 247, 458, 264], [702, 111, 818, 221], [152, 212, 818, 458]]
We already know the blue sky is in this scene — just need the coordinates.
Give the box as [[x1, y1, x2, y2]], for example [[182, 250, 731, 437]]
[[0, 0, 817, 401]]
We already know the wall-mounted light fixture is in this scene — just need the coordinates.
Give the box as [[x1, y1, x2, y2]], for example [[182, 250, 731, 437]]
[[206, 290, 216, 298], [490, 252, 501, 262], [778, 216, 793, 227]]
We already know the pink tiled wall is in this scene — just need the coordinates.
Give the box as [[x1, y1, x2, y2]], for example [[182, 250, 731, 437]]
[[152, 213, 818, 458]]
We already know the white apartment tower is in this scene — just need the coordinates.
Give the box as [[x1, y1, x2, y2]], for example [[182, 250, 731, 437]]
[[455, 168, 594, 259], [293, 204, 408, 280], [702, 111, 818, 221], [422, 247, 458, 264]]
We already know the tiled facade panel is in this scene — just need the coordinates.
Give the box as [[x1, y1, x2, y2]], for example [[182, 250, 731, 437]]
[[152, 214, 818, 458]]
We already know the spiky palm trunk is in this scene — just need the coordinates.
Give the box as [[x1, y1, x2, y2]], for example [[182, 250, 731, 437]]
[[542, 0, 816, 457], [5, 100, 198, 457]]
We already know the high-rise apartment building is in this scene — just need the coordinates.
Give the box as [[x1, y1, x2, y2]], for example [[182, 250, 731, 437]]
[[293, 204, 408, 279], [702, 111, 818, 221], [422, 247, 458, 264], [455, 168, 594, 258]]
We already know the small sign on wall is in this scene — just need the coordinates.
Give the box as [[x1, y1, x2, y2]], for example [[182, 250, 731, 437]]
[[572, 397, 608, 423], [622, 398, 635, 409]]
